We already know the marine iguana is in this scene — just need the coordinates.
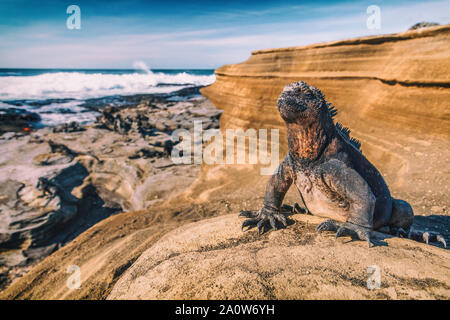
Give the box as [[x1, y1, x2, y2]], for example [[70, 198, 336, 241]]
[[240, 81, 446, 248]]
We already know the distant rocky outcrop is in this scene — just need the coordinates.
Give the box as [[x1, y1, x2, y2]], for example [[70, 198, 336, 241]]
[[409, 22, 440, 30]]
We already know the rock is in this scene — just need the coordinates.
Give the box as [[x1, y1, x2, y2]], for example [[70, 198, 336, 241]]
[[0, 132, 18, 140], [0, 161, 89, 250], [108, 214, 450, 300], [147, 132, 172, 147], [430, 206, 445, 213], [201, 24, 450, 145], [154, 122, 169, 132], [0, 108, 40, 133], [0, 95, 220, 291], [0, 108, 40, 123], [114, 115, 132, 134], [0, 137, 117, 289], [52, 122, 85, 133], [32, 153, 74, 166], [95, 97, 221, 137], [129, 147, 166, 159], [409, 22, 440, 30]]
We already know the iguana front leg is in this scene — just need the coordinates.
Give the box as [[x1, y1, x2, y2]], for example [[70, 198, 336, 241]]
[[240, 155, 293, 234], [315, 159, 376, 247]]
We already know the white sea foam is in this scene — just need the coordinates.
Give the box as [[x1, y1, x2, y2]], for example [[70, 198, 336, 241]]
[[0, 101, 11, 108], [37, 101, 100, 126], [0, 71, 215, 100], [133, 61, 153, 74], [0, 99, 100, 126]]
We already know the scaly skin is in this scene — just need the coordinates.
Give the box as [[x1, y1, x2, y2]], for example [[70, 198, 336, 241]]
[[240, 81, 445, 248]]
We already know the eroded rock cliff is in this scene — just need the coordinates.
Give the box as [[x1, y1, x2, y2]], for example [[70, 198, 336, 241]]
[[202, 25, 449, 140], [201, 24, 450, 215]]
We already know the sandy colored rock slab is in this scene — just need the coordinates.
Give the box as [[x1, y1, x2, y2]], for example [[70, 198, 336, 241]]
[[108, 214, 450, 300]]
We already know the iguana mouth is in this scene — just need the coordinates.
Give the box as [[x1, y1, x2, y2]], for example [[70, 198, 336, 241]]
[[277, 94, 309, 122]]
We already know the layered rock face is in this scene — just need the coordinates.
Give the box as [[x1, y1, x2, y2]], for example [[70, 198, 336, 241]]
[[203, 25, 449, 141], [201, 24, 450, 213]]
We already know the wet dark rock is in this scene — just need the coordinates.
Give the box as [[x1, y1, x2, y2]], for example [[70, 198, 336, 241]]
[[129, 147, 165, 159], [52, 121, 86, 133], [41, 108, 76, 114], [95, 96, 221, 137], [409, 22, 440, 30], [0, 108, 40, 133]]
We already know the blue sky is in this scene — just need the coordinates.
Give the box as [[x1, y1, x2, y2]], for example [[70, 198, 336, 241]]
[[0, 0, 448, 69]]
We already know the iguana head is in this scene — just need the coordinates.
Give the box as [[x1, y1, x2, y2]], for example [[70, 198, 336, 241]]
[[277, 81, 339, 161], [277, 81, 362, 158], [277, 81, 329, 124]]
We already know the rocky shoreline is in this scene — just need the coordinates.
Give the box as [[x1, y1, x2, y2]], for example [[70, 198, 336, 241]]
[[1, 25, 448, 300], [0, 87, 221, 290]]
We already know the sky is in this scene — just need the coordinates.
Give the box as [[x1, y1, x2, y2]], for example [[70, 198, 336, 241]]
[[0, 0, 448, 69]]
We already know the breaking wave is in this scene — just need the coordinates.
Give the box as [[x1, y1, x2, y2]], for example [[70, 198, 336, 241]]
[[0, 70, 215, 100]]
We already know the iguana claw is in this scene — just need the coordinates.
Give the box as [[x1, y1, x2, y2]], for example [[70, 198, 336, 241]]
[[239, 209, 287, 234], [316, 219, 339, 232], [241, 218, 258, 230], [423, 232, 430, 245], [239, 210, 258, 218], [408, 229, 447, 248], [281, 203, 310, 215], [437, 235, 447, 248], [317, 220, 373, 247]]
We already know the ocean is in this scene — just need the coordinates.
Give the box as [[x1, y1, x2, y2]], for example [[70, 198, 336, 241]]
[[0, 67, 215, 127]]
